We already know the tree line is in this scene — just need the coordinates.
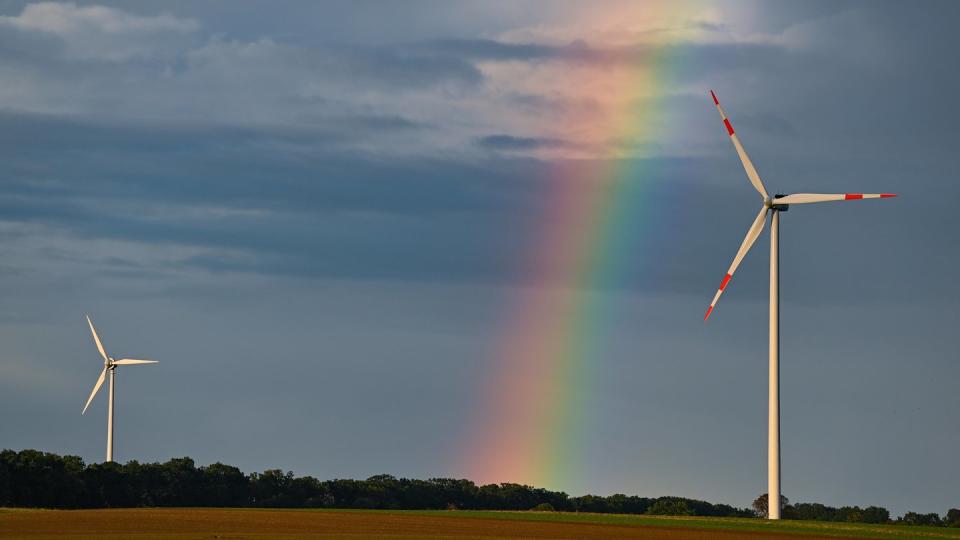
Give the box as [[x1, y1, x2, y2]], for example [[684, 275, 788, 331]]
[[750, 494, 958, 525], [1, 449, 956, 527], [0, 449, 745, 515]]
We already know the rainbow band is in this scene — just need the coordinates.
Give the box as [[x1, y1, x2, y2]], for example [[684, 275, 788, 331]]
[[460, 24, 688, 490]]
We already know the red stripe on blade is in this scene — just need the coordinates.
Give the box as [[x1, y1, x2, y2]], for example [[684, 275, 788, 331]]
[[845, 194, 863, 200], [704, 306, 714, 321], [881, 193, 897, 198], [719, 273, 732, 291], [724, 118, 734, 135], [710, 90, 719, 105]]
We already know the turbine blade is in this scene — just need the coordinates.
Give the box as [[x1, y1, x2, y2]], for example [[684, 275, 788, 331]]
[[82, 367, 107, 415], [710, 90, 769, 200], [774, 193, 897, 204], [113, 359, 158, 365], [86, 315, 109, 362], [705, 205, 769, 321]]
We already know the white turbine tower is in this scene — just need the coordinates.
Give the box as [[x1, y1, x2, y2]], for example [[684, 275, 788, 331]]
[[703, 91, 895, 520], [81, 315, 158, 462]]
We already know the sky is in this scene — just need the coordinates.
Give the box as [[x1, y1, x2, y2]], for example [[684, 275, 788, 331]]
[[0, 0, 958, 516]]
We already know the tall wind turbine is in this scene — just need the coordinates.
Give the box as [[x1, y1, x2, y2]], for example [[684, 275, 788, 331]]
[[703, 90, 895, 519], [81, 315, 158, 462]]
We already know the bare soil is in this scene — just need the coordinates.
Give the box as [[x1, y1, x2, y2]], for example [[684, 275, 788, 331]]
[[0, 508, 900, 540]]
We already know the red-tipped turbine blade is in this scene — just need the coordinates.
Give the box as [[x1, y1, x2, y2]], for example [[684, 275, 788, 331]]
[[704, 205, 769, 321], [774, 193, 898, 204], [709, 90, 768, 200]]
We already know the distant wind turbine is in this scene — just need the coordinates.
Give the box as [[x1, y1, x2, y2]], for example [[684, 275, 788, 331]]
[[81, 315, 158, 462], [704, 90, 895, 519]]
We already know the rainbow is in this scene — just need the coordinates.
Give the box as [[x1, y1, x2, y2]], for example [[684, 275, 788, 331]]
[[460, 3, 704, 492]]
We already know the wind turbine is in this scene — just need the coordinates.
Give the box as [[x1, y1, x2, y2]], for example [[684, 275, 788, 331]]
[[81, 315, 158, 462], [703, 90, 895, 520]]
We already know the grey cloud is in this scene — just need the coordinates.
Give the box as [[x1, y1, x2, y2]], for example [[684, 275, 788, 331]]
[[2, 2, 200, 34], [417, 38, 556, 61], [0, 26, 483, 131], [475, 134, 573, 151], [0, 12, 951, 301], [416, 38, 789, 70], [334, 45, 483, 89], [0, 1, 200, 61], [0, 110, 937, 309], [695, 21, 727, 32], [0, 18, 67, 64]]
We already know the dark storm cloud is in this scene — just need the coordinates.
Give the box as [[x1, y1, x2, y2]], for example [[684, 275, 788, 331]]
[[0, 111, 540, 284], [0, 103, 936, 308], [0, 113, 529, 215], [416, 38, 557, 61], [313, 44, 484, 90], [416, 37, 788, 70], [0, 11, 950, 301], [0, 92, 948, 304], [0, 110, 421, 159], [475, 134, 573, 151], [0, 109, 699, 289], [0, 11, 483, 111]]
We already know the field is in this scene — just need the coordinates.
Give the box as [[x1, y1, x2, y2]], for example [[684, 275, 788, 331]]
[[2, 508, 959, 540]]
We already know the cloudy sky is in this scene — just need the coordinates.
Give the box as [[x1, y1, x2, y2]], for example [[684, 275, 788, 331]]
[[1, 0, 957, 515]]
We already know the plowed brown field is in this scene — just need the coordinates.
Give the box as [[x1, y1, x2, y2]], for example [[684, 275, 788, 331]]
[[0, 508, 940, 540]]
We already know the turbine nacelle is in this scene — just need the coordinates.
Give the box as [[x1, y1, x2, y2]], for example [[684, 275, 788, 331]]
[[770, 195, 790, 211]]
